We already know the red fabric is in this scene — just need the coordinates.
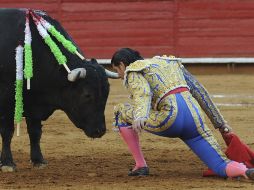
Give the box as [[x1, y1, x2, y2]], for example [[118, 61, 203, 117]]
[[158, 87, 189, 108], [203, 132, 254, 177], [161, 87, 189, 100], [168, 87, 189, 95]]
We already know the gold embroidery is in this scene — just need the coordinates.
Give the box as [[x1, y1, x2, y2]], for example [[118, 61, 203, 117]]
[[144, 95, 178, 133], [114, 56, 186, 133], [125, 57, 189, 110], [113, 95, 178, 133], [183, 92, 228, 161], [127, 72, 152, 120], [182, 67, 226, 128]]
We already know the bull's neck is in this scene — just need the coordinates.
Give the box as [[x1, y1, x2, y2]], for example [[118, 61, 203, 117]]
[[42, 89, 63, 109]]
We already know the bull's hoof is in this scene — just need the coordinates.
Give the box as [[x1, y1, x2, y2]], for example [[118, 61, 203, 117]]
[[32, 160, 48, 169], [1, 165, 17, 172]]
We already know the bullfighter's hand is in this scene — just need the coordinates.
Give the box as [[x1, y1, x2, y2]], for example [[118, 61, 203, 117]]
[[132, 118, 147, 134], [219, 123, 232, 134]]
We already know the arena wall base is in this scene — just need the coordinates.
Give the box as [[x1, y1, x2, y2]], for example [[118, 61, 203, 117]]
[[99, 58, 254, 75]]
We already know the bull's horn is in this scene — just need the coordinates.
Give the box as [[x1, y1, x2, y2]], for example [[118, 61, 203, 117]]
[[68, 68, 86, 82], [105, 69, 119, 79]]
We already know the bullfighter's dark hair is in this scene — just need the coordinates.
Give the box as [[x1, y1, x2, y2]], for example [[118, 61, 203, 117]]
[[111, 48, 144, 67]]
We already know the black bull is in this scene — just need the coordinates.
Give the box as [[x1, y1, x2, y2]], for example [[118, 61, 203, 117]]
[[0, 8, 111, 171]]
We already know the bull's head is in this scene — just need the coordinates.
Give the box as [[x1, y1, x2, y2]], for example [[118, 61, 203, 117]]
[[62, 60, 118, 138]]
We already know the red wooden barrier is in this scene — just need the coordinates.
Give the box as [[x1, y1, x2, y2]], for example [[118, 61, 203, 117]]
[[1, 0, 254, 59]]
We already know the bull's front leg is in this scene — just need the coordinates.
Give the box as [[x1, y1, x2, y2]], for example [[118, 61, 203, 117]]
[[26, 117, 48, 168], [0, 117, 16, 172]]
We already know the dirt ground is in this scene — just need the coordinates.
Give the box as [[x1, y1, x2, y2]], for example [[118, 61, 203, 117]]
[[0, 75, 254, 190]]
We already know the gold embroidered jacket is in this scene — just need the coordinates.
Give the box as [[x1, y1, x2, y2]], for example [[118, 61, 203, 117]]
[[124, 56, 226, 128], [124, 56, 188, 120]]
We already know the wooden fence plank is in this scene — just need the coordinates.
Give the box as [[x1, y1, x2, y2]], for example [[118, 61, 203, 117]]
[[61, 11, 173, 22], [2, 0, 254, 58], [61, 2, 174, 12]]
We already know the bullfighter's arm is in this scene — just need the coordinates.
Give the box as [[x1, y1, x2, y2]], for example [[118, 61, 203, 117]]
[[126, 72, 152, 121], [180, 65, 227, 129]]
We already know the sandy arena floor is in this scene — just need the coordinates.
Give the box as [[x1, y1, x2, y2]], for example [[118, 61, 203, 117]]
[[0, 74, 254, 190]]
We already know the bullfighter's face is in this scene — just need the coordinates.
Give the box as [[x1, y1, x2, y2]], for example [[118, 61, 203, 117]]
[[112, 62, 126, 80]]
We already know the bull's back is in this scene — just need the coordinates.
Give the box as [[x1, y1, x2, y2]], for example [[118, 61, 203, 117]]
[[0, 8, 62, 87], [0, 9, 25, 78]]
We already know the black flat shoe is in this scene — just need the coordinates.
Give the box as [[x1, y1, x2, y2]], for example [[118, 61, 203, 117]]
[[246, 168, 254, 180], [128, 167, 149, 176]]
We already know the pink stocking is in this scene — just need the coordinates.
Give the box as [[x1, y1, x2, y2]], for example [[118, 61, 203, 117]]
[[119, 127, 147, 170], [226, 161, 248, 178]]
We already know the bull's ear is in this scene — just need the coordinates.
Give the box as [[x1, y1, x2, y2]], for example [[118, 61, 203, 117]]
[[89, 58, 119, 78], [90, 58, 98, 64], [68, 68, 86, 82]]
